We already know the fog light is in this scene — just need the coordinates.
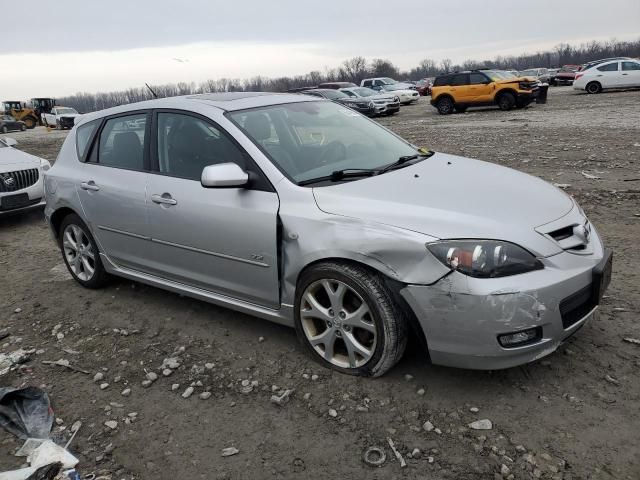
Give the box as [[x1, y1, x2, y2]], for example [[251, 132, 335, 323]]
[[498, 327, 542, 348]]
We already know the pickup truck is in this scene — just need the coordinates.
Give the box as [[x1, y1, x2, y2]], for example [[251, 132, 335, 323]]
[[42, 106, 81, 129]]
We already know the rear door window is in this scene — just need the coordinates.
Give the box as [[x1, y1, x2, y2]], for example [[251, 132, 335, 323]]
[[597, 62, 619, 72], [98, 114, 148, 170], [451, 74, 469, 86]]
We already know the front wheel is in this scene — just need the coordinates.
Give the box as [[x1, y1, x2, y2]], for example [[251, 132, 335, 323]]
[[59, 214, 110, 289], [1, 126, 7, 134], [497, 92, 516, 111], [295, 262, 407, 377], [22, 116, 37, 129]]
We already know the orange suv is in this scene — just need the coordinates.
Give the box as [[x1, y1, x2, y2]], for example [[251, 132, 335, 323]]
[[430, 70, 541, 114]]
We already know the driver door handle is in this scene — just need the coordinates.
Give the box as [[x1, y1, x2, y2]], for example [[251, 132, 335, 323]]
[[80, 181, 100, 191], [151, 193, 177, 206]]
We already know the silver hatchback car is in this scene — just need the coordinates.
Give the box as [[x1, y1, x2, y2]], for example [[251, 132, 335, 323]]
[[45, 92, 612, 377]]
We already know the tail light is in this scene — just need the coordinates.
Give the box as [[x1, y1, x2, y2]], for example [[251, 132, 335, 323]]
[[574, 73, 584, 81]]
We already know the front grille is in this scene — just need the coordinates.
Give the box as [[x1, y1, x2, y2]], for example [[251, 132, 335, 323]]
[[0, 168, 40, 193], [559, 284, 597, 329]]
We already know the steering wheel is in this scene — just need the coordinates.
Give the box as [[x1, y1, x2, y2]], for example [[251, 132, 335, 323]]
[[318, 141, 347, 166]]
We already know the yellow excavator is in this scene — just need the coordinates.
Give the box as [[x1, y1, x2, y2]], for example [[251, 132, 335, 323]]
[[1, 98, 56, 129], [2, 101, 38, 129]]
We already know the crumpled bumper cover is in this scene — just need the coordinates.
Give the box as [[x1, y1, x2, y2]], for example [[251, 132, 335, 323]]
[[400, 241, 608, 370]]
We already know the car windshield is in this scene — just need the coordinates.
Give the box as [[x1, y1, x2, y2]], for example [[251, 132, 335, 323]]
[[380, 78, 396, 84], [349, 87, 377, 97], [560, 66, 578, 72], [484, 71, 514, 81], [57, 108, 78, 114], [320, 90, 349, 100], [229, 101, 419, 185]]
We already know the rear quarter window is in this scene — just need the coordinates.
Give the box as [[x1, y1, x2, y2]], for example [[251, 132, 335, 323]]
[[75, 120, 100, 161], [433, 76, 451, 87]]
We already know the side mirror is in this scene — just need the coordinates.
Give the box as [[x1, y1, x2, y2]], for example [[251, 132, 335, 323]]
[[3, 137, 17, 147], [201, 163, 248, 188]]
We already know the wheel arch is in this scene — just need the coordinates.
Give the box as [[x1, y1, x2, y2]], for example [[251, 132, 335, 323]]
[[49, 206, 81, 239], [495, 88, 517, 101], [293, 256, 430, 357]]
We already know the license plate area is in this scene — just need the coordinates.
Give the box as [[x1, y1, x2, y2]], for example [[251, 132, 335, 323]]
[[0, 193, 30, 210]]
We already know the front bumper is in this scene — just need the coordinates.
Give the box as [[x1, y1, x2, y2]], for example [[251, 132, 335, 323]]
[[400, 240, 611, 370], [0, 173, 46, 215]]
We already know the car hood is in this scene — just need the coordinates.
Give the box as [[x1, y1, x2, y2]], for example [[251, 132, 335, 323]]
[[368, 93, 399, 102], [0, 147, 42, 171], [312, 153, 574, 257]]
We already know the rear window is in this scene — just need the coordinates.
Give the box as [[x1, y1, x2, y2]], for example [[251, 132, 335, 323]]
[[75, 120, 99, 161]]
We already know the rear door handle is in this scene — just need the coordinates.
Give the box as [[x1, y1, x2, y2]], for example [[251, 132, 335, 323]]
[[151, 193, 177, 206], [80, 181, 100, 191]]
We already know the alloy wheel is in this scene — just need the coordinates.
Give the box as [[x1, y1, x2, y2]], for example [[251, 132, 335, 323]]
[[300, 279, 377, 369], [62, 224, 96, 281]]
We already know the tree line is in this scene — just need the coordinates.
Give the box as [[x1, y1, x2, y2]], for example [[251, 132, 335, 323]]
[[57, 37, 640, 113]]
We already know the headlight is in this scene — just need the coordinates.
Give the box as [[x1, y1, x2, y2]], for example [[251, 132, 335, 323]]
[[427, 240, 543, 278], [40, 159, 51, 171], [394, 96, 400, 102]]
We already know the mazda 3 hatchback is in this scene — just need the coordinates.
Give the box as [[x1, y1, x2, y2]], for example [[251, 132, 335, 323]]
[[45, 92, 612, 377]]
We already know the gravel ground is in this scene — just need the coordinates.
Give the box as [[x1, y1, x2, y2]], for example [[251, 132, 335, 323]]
[[1, 87, 639, 480]]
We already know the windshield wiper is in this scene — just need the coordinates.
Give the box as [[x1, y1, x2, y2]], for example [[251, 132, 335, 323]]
[[378, 151, 434, 174], [297, 150, 434, 186], [298, 169, 377, 186]]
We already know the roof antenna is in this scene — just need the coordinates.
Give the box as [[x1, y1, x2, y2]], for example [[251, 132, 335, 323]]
[[145, 83, 159, 99]]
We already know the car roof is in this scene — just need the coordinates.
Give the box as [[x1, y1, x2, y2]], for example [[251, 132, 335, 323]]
[[75, 92, 320, 126]]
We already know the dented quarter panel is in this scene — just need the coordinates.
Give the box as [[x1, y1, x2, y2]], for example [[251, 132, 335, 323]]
[[275, 181, 451, 308]]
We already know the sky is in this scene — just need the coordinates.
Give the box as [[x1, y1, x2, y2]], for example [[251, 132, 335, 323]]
[[1, 0, 638, 99]]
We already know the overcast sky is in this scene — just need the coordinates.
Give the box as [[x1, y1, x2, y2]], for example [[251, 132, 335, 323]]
[[1, 0, 638, 99]]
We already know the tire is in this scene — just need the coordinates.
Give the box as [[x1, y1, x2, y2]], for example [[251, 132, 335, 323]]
[[454, 106, 467, 113], [56, 120, 62, 130], [59, 214, 110, 289], [20, 124, 26, 131], [294, 261, 408, 377], [586, 82, 602, 94], [1, 126, 7, 134], [497, 92, 516, 111], [436, 96, 454, 115], [23, 116, 36, 129]]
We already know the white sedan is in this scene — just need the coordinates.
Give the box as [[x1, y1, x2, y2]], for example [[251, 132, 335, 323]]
[[378, 85, 420, 104], [0, 137, 50, 215], [574, 59, 640, 93]]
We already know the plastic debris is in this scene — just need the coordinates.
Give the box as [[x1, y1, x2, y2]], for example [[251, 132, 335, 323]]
[[362, 446, 386, 467], [221, 447, 239, 457], [0, 349, 34, 376], [623, 337, 640, 345], [0, 387, 54, 439]]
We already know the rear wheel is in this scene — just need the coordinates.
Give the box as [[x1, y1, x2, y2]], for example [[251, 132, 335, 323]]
[[59, 214, 110, 289], [436, 97, 454, 115], [586, 82, 602, 94], [497, 92, 516, 111], [295, 262, 407, 377], [1, 126, 7, 134], [22, 116, 37, 129]]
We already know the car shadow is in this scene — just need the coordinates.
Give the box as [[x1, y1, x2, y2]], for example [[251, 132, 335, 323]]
[[0, 207, 46, 228]]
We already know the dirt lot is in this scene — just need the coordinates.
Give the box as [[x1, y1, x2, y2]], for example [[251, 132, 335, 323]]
[[1, 87, 639, 479]]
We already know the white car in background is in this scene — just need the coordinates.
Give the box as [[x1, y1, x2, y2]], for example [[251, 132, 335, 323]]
[[42, 106, 82, 130], [0, 137, 50, 215], [377, 85, 420, 105], [573, 59, 640, 93]]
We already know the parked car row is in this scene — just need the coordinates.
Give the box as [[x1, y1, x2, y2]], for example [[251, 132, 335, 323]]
[[292, 84, 405, 117]]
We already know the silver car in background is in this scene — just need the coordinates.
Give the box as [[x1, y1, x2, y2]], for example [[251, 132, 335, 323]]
[[44, 92, 612, 377]]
